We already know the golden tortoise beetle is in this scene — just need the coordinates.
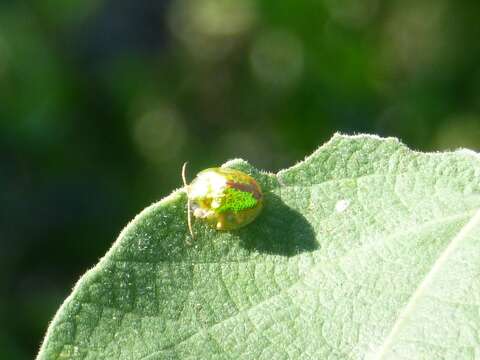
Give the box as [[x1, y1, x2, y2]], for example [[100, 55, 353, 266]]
[[182, 163, 263, 238]]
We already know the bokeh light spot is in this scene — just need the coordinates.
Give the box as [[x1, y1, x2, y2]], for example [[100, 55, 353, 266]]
[[382, 1, 449, 75], [434, 114, 480, 151], [323, 0, 379, 28], [168, 0, 257, 60], [250, 30, 304, 88], [132, 104, 186, 165]]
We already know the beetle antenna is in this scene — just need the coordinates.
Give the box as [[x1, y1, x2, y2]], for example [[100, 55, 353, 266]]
[[182, 162, 194, 240]]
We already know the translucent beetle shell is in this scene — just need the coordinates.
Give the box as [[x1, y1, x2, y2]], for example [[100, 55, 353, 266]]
[[182, 164, 263, 236]]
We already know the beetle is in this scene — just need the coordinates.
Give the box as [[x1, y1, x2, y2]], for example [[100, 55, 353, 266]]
[[182, 163, 263, 238]]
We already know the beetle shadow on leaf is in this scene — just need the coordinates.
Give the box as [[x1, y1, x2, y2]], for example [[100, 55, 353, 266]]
[[238, 193, 318, 256]]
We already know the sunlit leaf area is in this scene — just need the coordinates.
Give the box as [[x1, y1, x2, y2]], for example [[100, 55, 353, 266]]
[[37, 135, 480, 359], [1, 0, 480, 358]]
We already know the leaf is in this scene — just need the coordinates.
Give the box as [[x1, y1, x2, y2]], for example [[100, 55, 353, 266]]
[[37, 134, 480, 359]]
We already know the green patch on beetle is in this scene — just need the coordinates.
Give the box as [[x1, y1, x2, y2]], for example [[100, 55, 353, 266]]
[[182, 163, 263, 238], [216, 188, 258, 213]]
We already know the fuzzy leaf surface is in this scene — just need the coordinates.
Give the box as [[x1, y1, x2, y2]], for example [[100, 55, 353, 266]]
[[38, 134, 480, 359]]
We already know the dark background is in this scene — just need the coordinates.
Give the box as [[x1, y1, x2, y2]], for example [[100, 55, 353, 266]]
[[2, 0, 480, 358]]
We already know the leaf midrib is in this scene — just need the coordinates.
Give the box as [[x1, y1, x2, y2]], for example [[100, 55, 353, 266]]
[[372, 208, 480, 359]]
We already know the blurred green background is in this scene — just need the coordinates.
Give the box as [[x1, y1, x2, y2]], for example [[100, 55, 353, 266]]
[[1, 0, 480, 358]]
